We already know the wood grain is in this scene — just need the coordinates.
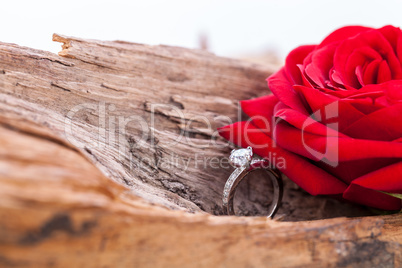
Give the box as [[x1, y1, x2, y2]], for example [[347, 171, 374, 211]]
[[0, 34, 400, 267]]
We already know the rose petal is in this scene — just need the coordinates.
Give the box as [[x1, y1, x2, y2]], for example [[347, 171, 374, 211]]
[[304, 43, 338, 87], [397, 32, 402, 65], [274, 121, 402, 162], [378, 25, 402, 55], [273, 101, 346, 137], [316, 157, 400, 184], [333, 29, 402, 88], [341, 103, 402, 141], [267, 69, 309, 114], [393, 137, 402, 143], [293, 85, 337, 108], [363, 59, 381, 85], [293, 85, 366, 130], [297, 64, 316, 88], [285, 45, 317, 85], [351, 161, 402, 193], [345, 46, 383, 88], [355, 65, 365, 86], [383, 80, 402, 104], [318, 26, 371, 48], [343, 183, 401, 210], [274, 121, 340, 163], [240, 94, 278, 133], [377, 60, 392, 83], [218, 122, 348, 195], [330, 68, 347, 89], [345, 98, 385, 115]]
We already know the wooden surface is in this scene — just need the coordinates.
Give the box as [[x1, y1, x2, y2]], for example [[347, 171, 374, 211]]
[[0, 34, 400, 267]]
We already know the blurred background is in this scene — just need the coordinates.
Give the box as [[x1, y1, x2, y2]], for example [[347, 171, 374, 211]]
[[2, 0, 402, 65]]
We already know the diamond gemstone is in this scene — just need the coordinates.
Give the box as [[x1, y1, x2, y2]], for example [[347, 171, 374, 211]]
[[229, 148, 253, 167]]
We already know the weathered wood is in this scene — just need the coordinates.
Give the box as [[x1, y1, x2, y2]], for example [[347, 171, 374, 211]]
[[0, 35, 400, 267]]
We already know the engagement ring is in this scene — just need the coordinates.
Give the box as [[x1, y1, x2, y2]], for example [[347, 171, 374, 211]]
[[223, 146, 283, 218]]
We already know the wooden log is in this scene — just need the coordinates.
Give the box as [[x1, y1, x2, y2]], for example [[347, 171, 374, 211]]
[[0, 34, 400, 267]]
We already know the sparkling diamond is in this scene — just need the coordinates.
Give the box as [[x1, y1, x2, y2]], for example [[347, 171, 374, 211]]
[[229, 147, 253, 167]]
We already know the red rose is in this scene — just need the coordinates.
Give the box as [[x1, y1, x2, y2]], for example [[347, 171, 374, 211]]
[[219, 25, 402, 210]]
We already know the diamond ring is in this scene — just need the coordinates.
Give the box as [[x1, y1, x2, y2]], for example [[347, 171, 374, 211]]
[[222, 146, 283, 218]]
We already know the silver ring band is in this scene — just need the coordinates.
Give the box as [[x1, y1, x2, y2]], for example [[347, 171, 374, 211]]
[[223, 147, 283, 218]]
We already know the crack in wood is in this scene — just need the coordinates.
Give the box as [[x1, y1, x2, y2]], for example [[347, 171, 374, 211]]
[[38, 56, 75, 67], [100, 83, 120, 92], [50, 82, 72, 92]]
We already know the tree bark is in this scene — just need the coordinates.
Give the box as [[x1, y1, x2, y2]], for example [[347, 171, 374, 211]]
[[0, 34, 400, 267]]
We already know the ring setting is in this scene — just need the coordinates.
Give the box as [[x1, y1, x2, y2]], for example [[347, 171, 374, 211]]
[[229, 147, 253, 167]]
